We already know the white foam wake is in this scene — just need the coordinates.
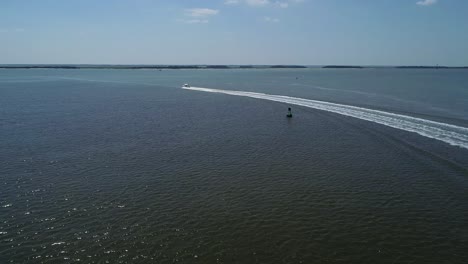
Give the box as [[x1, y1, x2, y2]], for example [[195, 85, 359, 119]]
[[183, 86, 468, 149]]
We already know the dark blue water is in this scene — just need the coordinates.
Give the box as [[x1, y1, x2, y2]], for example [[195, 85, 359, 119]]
[[1, 69, 468, 263]]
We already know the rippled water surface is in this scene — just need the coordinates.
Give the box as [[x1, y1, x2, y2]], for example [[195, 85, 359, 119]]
[[1, 69, 468, 263]]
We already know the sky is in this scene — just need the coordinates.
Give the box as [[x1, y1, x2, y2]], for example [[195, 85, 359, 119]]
[[1, 0, 468, 66]]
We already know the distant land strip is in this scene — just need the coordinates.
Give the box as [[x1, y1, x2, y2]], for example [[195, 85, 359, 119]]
[[322, 65, 363, 69], [0, 65, 467, 70]]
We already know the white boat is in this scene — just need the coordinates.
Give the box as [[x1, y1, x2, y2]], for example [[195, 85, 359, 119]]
[[183, 83, 190, 88]]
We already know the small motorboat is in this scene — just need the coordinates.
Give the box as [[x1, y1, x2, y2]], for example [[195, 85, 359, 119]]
[[183, 83, 190, 88]]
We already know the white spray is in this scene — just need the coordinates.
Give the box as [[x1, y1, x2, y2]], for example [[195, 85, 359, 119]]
[[183, 86, 468, 150]]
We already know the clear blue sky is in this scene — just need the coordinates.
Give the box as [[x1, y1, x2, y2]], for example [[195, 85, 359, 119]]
[[1, 0, 467, 65]]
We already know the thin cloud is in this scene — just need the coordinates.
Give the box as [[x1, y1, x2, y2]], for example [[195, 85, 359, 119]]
[[224, 0, 240, 5], [263, 16, 279, 22], [246, 0, 270, 7], [275, 2, 289, 8], [225, 0, 303, 8], [185, 19, 209, 24], [185, 8, 219, 17], [182, 8, 218, 24], [416, 0, 437, 6]]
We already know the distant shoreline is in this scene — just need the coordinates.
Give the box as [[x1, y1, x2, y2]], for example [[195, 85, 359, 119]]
[[0, 65, 467, 70]]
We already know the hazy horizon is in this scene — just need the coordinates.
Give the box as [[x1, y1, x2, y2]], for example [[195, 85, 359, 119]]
[[2, 0, 468, 66], [1, 64, 467, 67]]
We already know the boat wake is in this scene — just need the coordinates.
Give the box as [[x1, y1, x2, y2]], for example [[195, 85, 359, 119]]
[[182, 86, 468, 150]]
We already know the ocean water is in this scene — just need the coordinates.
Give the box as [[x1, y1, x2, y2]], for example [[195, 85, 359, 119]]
[[1, 68, 468, 263]]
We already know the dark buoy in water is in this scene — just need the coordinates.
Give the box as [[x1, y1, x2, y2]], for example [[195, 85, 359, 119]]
[[286, 107, 293, 118]]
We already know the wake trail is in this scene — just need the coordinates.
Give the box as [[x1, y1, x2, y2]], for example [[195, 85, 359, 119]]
[[182, 86, 468, 150]]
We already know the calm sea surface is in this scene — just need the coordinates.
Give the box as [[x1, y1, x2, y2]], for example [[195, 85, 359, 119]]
[[1, 69, 468, 263]]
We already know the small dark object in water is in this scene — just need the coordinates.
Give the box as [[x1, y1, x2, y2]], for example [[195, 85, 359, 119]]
[[287, 107, 293, 118]]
